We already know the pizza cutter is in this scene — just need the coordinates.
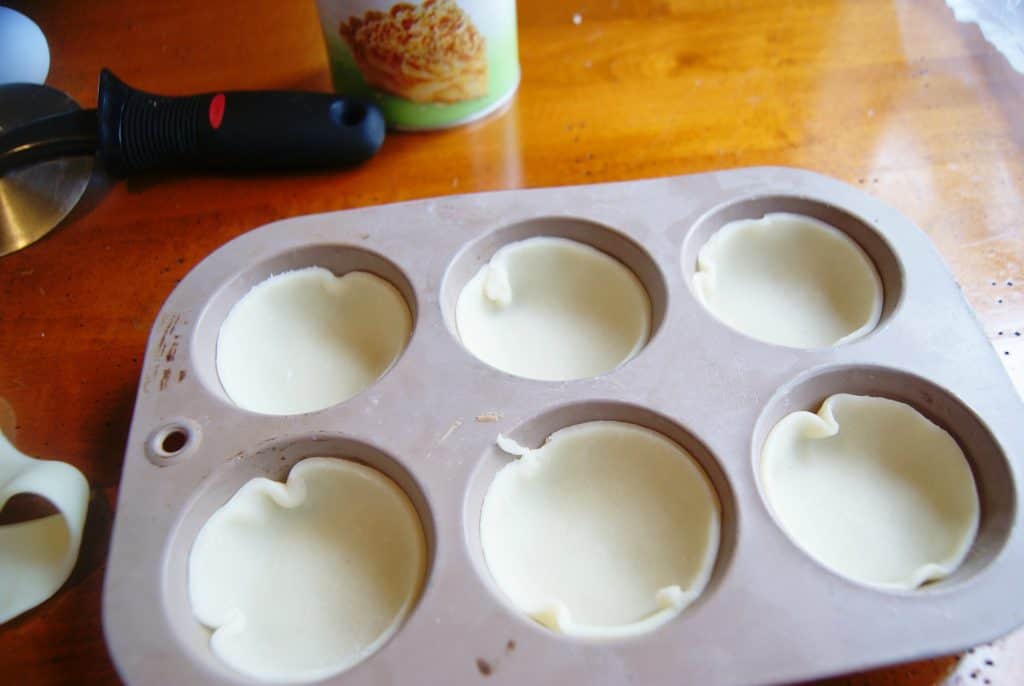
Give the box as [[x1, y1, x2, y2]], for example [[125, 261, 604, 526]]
[[0, 69, 387, 257]]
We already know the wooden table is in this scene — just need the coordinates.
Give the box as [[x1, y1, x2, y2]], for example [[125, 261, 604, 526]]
[[1, 1, 1022, 684]]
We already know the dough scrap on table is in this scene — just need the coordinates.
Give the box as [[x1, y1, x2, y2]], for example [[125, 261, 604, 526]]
[[0, 431, 89, 624]]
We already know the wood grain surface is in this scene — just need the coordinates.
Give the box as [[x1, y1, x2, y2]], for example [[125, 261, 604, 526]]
[[0, 1, 1022, 685]]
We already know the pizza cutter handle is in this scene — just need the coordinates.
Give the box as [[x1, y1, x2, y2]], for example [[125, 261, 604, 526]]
[[96, 69, 386, 178]]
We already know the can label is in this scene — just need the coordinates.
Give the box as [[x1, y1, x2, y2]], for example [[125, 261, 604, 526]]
[[317, 0, 520, 129]]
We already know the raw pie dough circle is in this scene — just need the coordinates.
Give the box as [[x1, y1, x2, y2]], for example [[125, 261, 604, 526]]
[[693, 213, 883, 348], [189, 458, 427, 683], [761, 394, 979, 590], [455, 237, 651, 381], [217, 267, 411, 415], [480, 421, 720, 637]]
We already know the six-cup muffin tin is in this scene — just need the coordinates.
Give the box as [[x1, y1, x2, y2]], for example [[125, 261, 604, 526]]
[[103, 167, 1024, 685]]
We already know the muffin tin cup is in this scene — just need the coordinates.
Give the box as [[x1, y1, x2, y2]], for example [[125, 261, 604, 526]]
[[103, 168, 1024, 686]]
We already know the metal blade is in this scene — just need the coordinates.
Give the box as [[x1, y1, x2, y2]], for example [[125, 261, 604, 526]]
[[0, 108, 97, 175], [0, 84, 94, 257]]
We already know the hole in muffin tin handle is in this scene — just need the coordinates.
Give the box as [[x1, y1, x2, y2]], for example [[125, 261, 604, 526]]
[[146, 419, 200, 464]]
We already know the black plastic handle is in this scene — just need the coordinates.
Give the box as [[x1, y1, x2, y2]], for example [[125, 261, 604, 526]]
[[97, 69, 386, 177]]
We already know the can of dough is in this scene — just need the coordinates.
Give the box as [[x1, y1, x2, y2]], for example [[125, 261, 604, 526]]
[[315, 0, 520, 130]]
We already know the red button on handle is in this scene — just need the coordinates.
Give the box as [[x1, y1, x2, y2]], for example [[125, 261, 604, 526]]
[[208, 94, 225, 129]]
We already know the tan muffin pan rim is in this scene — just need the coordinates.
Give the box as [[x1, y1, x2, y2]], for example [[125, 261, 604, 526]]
[[104, 168, 1024, 686]]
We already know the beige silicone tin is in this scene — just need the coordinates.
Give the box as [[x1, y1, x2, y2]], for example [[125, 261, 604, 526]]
[[103, 167, 1024, 686]]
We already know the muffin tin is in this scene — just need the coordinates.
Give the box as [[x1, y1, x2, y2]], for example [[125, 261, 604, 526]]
[[103, 167, 1024, 685]]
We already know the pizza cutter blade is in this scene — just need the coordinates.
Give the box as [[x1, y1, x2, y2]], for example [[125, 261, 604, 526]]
[[0, 83, 92, 258]]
